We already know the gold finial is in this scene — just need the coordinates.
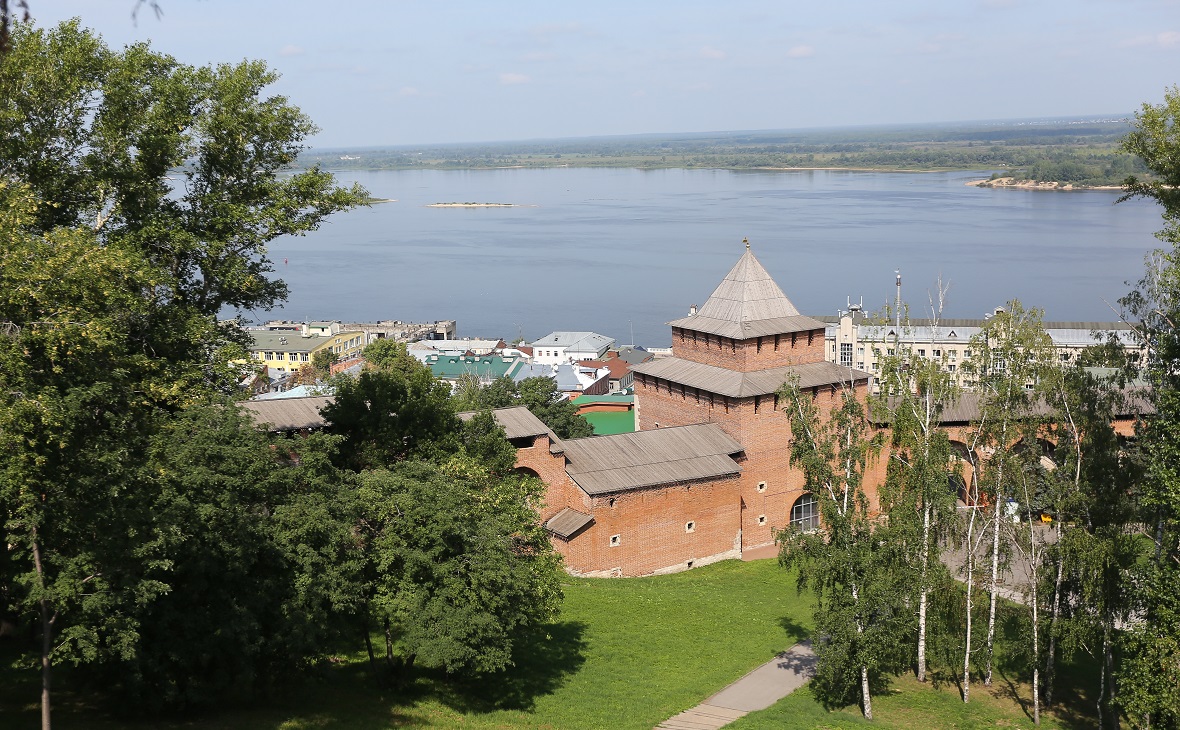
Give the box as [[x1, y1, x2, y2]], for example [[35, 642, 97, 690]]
[[743, 237, 750, 250]]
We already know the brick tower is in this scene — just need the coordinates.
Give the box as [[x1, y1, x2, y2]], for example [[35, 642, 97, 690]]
[[632, 242, 872, 550]]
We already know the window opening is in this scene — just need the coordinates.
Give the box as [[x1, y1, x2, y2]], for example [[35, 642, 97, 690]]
[[790, 493, 820, 531]]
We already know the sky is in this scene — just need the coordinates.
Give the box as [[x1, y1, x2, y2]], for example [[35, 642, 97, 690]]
[[27, 0, 1180, 148]]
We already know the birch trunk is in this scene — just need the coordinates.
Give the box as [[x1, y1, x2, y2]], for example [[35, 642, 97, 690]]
[[861, 664, 873, 720], [985, 417, 1009, 687], [1045, 522, 1064, 705], [963, 505, 976, 703], [917, 499, 931, 682]]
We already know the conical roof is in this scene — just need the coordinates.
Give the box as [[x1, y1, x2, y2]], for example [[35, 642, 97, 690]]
[[668, 246, 826, 339], [697, 248, 801, 321]]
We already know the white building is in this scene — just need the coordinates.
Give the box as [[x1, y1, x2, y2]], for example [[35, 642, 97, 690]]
[[529, 331, 615, 365], [823, 309, 1142, 391]]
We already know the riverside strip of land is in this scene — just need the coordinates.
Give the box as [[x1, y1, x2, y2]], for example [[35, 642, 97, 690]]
[[301, 116, 1150, 189]]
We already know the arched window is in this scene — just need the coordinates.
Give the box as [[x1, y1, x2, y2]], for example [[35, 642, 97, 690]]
[[790, 493, 819, 531]]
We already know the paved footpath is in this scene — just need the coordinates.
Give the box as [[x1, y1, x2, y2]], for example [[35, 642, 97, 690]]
[[656, 641, 817, 730]]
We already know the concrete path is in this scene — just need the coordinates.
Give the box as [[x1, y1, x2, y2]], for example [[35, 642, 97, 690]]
[[656, 641, 817, 730]]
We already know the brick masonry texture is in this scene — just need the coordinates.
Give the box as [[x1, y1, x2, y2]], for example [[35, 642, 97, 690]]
[[672, 327, 827, 372]]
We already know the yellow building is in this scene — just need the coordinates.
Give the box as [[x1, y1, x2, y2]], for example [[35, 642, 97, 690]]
[[246, 321, 365, 374]]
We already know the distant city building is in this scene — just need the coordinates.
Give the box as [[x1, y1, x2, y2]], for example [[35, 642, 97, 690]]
[[822, 309, 1143, 391], [530, 331, 615, 365], [245, 328, 365, 375], [408, 338, 506, 357], [257, 318, 456, 344]]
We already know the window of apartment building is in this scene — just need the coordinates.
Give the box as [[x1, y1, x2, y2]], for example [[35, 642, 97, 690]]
[[1061, 352, 1071, 361], [948, 364, 956, 373], [301, 353, 309, 362], [964, 349, 972, 358], [265, 352, 275, 360], [289, 352, 298, 361], [933, 349, 941, 357], [839, 342, 852, 366], [857, 346, 864, 357], [918, 348, 926, 357], [887, 348, 895, 356], [949, 350, 957, 361]]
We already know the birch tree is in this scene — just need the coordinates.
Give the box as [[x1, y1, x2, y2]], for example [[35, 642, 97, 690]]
[[875, 287, 961, 684], [963, 301, 1056, 688], [778, 376, 907, 720]]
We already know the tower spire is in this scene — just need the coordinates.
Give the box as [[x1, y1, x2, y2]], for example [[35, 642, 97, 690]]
[[744, 237, 750, 251]]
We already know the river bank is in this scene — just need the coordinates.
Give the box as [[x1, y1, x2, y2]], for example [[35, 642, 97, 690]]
[[966, 177, 1122, 191]]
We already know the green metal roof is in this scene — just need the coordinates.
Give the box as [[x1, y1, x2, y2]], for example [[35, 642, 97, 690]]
[[583, 410, 637, 436], [424, 355, 524, 381], [571, 394, 635, 405]]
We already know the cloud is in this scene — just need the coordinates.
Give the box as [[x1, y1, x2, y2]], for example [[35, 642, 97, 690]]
[[520, 51, 558, 62], [499, 72, 531, 85], [631, 90, 647, 98], [279, 44, 304, 57], [1122, 31, 1180, 48], [786, 45, 815, 58], [399, 87, 421, 97], [699, 46, 727, 60]]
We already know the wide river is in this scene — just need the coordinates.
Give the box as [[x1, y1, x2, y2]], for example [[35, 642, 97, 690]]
[[262, 168, 1163, 347]]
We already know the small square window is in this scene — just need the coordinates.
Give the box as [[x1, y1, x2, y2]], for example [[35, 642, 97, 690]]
[[609, 534, 621, 547], [757, 481, 767, 493], [757, 515, 767, 525], [685, 521, 695, 533]]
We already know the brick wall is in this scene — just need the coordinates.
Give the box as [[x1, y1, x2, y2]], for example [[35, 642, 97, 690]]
[[672, 327, 827, 371], [552, 475, 742, 577], [636, 377, 886, 551]]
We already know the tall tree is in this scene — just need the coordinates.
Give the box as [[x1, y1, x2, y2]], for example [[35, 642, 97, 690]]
[[875, 288, 961, 685], [778, 377, 906, 720], [355, 459, 562, 679], [1114, 86, 1180, 729], [322, 341, 459, 470], [962, 301, 1057, 689], [0, 21, 364, 727]]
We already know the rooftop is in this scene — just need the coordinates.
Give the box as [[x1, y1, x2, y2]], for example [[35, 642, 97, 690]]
[[530, 331, 616, 352], [632, 357, 871, 398], [668, 247, 827, 339], [561, 423, 743, 495]]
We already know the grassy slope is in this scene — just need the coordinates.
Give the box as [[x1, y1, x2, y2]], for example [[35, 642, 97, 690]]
[[1, 559, 810, 730]]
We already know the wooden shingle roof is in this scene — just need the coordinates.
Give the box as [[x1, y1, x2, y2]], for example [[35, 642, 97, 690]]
[[631, 358, 871, 398], [667, 248, 827, 339], [561, 424, 743, 495]]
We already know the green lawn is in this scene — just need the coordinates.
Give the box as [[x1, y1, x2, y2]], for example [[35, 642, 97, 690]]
[[1, 559, 809, 729]]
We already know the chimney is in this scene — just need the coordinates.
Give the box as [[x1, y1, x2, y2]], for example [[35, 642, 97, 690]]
[[689, 304, 698, 316]]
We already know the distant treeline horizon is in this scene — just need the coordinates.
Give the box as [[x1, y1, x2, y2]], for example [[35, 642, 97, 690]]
[[298, 116, 1147, 187]]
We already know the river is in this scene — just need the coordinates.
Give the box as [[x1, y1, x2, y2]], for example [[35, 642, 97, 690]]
[[260, 168, 1163, 347]]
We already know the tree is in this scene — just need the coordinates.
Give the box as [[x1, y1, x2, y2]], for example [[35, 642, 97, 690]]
[[874, 287, 961, 685], [355, 459, 562, 679], [778, 376, 906, 719], [0, 21, 364, 727], [1114, 86, 1180, 729], [516, 376, 593, 440], [322, 341, 459, 470], [961, 301, 1057, 694], [451, 374, 593, 440], [109, 404, 362, 713]]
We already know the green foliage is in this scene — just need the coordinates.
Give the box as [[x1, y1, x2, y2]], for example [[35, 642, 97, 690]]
[[0, 19, 365, 719], [777, 378, 907, 714], [452, 374, 593, 440], [322, 349, 460, 470], [109, 404, 363, 713], [516, 377, 593, 439], [1114, 86, 1180, 728], [356, 460, 562, 675]]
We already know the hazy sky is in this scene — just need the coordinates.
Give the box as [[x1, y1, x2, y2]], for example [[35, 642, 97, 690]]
[[28, 0, 1180, 148]]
